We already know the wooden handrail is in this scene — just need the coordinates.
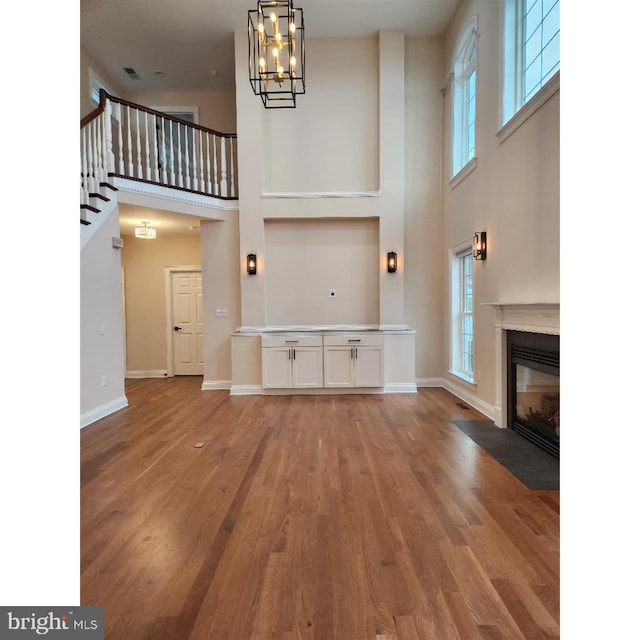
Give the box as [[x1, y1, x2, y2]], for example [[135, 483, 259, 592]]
[[81, 89, 237, 139], [80, 89, 238, 201]]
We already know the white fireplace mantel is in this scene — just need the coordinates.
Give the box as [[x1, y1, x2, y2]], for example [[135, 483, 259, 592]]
[[482, 302, 560, 427], [483, 302, 559, 335]]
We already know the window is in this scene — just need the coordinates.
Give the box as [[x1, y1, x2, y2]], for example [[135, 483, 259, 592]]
[[89, 69, 116, 106], [501, 0, 560, 132], [450, 244, 475, 384], [451, 15, 478, 182]]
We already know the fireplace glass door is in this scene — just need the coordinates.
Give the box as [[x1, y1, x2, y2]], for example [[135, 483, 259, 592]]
[[507, 331, 560, 457], [514, 364, 559, 448]]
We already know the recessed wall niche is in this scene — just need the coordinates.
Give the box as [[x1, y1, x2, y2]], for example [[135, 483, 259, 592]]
[[264, 218, 380, 327]]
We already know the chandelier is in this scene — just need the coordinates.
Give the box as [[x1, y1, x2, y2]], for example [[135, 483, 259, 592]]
[[248, 0, 305, 108], [134, 221, 157, 239]]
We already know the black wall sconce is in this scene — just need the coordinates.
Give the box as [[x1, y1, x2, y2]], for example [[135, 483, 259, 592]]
[[473, 232, 487, 261], [247, 253, 257, 275], [387, 251, 398, 273]]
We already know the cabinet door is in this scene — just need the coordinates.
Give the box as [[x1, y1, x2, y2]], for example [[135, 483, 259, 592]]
[[292, 347, 324, 388], [354, 346, 384, 387], [323, 346, 354, 387], [262, 347, 293, 388]]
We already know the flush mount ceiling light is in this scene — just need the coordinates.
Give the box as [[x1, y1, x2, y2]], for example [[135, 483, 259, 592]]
[[248, 0, 305, 108], [135, 221, 157, 239]]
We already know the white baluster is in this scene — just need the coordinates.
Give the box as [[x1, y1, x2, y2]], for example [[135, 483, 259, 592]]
[[81, 128, 89, 204], [192, 127, 197, 191], [212, 135, 219, 196], [94, 115, 104, 185], [126, 106, 134, 176], [199, 130, 205, 193], [161, 117, 168, 184], [220, 137, 228, 197], [104, 98, 115, 175], [152, 117, 160, 182], [169, 119, 176, 185], [135, 109, 143, 178], [144, 112, 151, 180], [117, 103, 125, 174], [205, 134, 212, 194], [86, 122, 95, 193], [229, 137, 236, 198], [176, 121, 183, 188]]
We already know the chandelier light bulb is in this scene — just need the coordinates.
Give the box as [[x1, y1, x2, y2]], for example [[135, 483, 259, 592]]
[[270, 11, 277, 22]]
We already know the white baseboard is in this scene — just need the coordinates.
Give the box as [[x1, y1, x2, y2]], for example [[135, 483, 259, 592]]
[[126, 370, 168, 378], [384, 383, 418, 393], [416, 377, 446, 387], [230, 385, 263, 395], [201, 380, 232, 391], [81, 395, 128, 429], [442, 378, 495, 421]]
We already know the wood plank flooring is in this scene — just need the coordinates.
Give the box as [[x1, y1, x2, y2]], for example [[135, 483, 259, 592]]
[[81, 378, 559, 640]]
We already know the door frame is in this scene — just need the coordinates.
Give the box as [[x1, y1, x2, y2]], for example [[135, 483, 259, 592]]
[[164, 265, 202, 377]]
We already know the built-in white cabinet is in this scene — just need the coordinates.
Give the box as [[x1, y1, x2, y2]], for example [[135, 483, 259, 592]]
[[261, 334, 324, 389], [323, 334, 384, 388]]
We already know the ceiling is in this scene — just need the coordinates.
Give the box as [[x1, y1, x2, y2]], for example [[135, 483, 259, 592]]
[[84, 0, 460, 235], [81, 0, 460, 93]]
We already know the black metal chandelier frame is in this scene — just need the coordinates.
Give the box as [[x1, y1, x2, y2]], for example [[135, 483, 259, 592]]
[[248, 0, 306, 108]]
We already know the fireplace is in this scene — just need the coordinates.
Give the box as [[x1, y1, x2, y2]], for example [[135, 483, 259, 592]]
[[507, 331, 559, 457]]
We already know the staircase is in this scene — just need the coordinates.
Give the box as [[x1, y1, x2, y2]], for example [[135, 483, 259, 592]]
[[80, 90, 238, 249]]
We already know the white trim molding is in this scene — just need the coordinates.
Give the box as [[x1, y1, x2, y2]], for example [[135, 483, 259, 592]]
[[261, 191, 381, 199], [202, 380, 232, 390], [114, 177, 238, 216], [81, 395, 129, 429], [483, 302, 559, 428], [442, 378, 495, 421], [126, 370, 168, 378], [497, 71, 559, 144]]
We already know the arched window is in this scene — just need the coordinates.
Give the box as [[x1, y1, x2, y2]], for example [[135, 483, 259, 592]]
[[451, 15, 478, 183]]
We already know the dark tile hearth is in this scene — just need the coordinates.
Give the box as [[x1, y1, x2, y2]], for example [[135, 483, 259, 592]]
[[453, 420, 559, 491]]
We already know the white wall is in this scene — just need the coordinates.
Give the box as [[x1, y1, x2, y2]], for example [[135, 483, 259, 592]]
[[234, 30, 407, 332], [442, 0, 560, 411], [264, 218, 379, 326], [264, 38, 379, 193], [80, 206, 127, 423]]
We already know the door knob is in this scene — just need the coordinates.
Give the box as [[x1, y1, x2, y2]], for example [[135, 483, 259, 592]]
[[174, 326, 182, 331]]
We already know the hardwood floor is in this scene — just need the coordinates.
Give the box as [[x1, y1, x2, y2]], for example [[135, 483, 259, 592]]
[[81, 378, 559, 640]]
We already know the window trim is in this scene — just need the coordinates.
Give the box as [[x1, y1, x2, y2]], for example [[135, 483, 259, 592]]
[[496, 69, 559, 143], [450, 14, 479, 185], [89, 68, 117, 106], [498, 0, 560, 143], [449, 240, 477, 386]]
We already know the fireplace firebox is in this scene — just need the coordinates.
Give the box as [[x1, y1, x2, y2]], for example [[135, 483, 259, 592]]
[[507, 331, 559, 458]]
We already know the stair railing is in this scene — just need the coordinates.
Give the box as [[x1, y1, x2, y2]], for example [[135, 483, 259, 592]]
[[80, 89, 238, 203]]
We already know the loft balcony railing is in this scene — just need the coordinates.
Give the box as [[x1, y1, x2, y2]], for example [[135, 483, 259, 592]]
[[80, 89, 238, 206]]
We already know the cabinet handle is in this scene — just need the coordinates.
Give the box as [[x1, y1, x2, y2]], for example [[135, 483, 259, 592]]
[[355, 347, 358, 359], [347, 339, 361, 343], [285, 340, 299, 343], [288, 348, 292, 360], [293, 348, 296, 360]]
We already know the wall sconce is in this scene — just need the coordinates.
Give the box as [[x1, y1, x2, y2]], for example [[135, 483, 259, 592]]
[[473, 232, 487, 261], [387, 251, 398, 273], [247, 253, 257, 275]]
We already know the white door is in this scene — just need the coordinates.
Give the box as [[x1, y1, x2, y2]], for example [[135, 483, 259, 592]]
[[171, 271, 204, 375]]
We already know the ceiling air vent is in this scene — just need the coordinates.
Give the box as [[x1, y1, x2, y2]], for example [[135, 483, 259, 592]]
[[123, 67, 142, 80]]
